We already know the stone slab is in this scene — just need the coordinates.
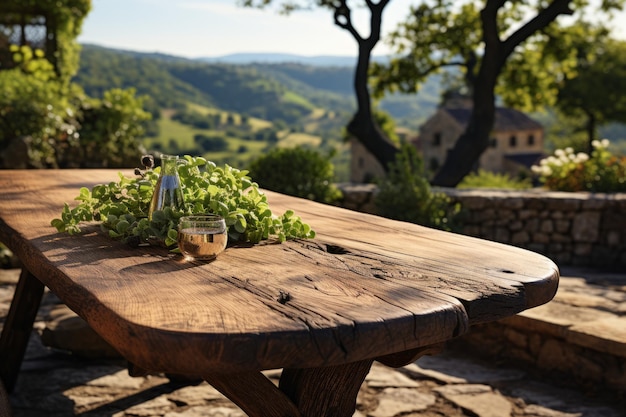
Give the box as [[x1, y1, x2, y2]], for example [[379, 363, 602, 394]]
[[567, 317, 626, 358]]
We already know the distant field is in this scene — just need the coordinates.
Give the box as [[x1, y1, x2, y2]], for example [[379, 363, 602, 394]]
[[185, 103, 273, 131], [141, 104, 351, 180], [278, 132, 322, 148], [142, 107, 316, 168]]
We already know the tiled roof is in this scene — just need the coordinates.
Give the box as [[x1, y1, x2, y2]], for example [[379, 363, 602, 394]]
[[444, 107, 542, 131]]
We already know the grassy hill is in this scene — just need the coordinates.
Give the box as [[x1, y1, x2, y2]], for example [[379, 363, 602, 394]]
[[72, 45, 458, 181], [73, 45, 435, 180], [75, 44, 441, 128]]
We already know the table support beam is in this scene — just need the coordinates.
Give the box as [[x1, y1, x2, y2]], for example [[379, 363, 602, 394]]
[[203, 359, 374, 417], [280, 359, 374, 417], [203, 371, 302, 417], [0, 268, 44, 392]]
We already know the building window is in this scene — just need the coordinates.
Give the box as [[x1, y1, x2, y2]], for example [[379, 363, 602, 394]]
[[527, 134, 535, 146], [358, 157, 364, 168], [490, 138, 497, 148], [433, 132, 442, 146], [509, 135, 517, 147]]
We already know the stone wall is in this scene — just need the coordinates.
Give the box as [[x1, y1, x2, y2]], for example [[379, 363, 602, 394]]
[[448, 316, 626, 395], [337, 184, 626, 269]]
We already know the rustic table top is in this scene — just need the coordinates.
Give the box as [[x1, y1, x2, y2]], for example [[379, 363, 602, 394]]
[[0, 169, 559, 376]]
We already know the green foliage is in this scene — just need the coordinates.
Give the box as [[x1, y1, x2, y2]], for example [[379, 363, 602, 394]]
[[371, 0, 622, 113], [248, 147, 342, 204], [194, 134, 228, 152], [372, 109, 399, 145], [375, 144, 459, 231], [555, 38, 626, 145], [531, 139, 626, 192], [0, 43, 153, 168], [458, 170, 532, 190], [536, 109, 590, 153], [173, 109, 216, 129], [1, 0, 92, 85], [371, 1, 484, 98], [73, 88, 151, 167], [74, 45, 439, 132], [51, 156, 316, 247], [0, 46, 76, 167], [73, 46, 213, 109]]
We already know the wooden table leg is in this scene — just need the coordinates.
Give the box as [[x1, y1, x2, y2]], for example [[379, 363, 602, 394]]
[[203, 359, 373, 417], [203, 371, 302, 417], [0, 268, 44, 393], [280, 359, 374, 417]]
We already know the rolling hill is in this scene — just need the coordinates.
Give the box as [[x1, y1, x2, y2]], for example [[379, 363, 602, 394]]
[[74, 44, 441, 128]]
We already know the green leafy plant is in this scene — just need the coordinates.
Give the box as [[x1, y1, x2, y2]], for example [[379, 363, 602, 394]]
[[531, 139, 626, 192], [51, 155, 315, 248], [0, 46, 76, 167], [248, 147, 342, 204], [375, 144, 460, 231]]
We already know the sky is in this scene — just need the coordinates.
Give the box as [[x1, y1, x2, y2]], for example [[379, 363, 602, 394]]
[[78, 0, 411, 58], [78, 0, 626, 59]]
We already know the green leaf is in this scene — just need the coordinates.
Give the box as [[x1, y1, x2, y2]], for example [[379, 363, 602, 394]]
[[50, 218, 65, 232], [234, 216, 247, 233]]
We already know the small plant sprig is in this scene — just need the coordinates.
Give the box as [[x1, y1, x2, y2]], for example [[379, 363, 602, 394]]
[[51, 155, 316, 247]]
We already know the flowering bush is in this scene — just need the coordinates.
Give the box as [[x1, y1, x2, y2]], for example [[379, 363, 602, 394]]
[[532, 139, 626, 192]]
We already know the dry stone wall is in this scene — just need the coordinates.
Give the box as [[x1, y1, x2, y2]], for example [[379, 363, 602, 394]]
[[337, 184, 626, 270]]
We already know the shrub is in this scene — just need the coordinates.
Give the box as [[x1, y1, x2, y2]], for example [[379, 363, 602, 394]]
[[531, 139, 626, 192], [0, 46, 76, 167], [248, 147, 342, 204], [73, 88, 151, 167], [375, 144, 459, 231], [458, 170, 532, 190], [0, 46, 151, 168], [194, 134, 228, 152]]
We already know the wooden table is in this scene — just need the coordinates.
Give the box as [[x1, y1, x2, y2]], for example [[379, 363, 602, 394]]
[[0, 169, 559, 417]]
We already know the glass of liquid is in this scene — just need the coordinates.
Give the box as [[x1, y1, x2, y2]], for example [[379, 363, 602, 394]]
[[178, 215, 228, 261]]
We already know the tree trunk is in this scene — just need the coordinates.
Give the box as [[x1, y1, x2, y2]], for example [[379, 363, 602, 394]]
[[346, 44, 397, 169], [431, 0, 574, 187], [585, 110, 596, 154], [335, 0, 397, 172], [431, 64, 499, 187]]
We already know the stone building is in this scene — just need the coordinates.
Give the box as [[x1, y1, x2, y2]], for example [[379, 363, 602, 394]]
[[350, 137, 389, 183], [417, 98, 545, 177]]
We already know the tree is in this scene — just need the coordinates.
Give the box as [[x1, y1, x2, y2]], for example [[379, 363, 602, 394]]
[[242, 0, 398, 170], [372, 0, 624, 186], [1, 0, 152, 168], [0, 0, 92, 86], [556, 38, 626, 153]]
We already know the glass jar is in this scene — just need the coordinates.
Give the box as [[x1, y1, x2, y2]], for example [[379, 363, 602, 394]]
[[148, 154, 185, 220]]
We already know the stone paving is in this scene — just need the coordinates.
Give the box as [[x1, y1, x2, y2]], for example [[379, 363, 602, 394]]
[[1, 267, 625, 417]]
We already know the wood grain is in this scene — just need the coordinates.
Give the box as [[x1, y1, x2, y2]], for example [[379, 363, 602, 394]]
[[0, 169, 559, 377]]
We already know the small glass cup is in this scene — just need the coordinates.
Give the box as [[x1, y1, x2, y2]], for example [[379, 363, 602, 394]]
[[177, 215, 228, 261]]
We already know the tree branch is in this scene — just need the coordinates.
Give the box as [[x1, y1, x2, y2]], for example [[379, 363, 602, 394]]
[[333, 0, 362, 41], [503, 0, 574, 57]]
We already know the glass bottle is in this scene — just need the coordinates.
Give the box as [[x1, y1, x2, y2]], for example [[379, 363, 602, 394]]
[[148, 154, 185, 220]]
